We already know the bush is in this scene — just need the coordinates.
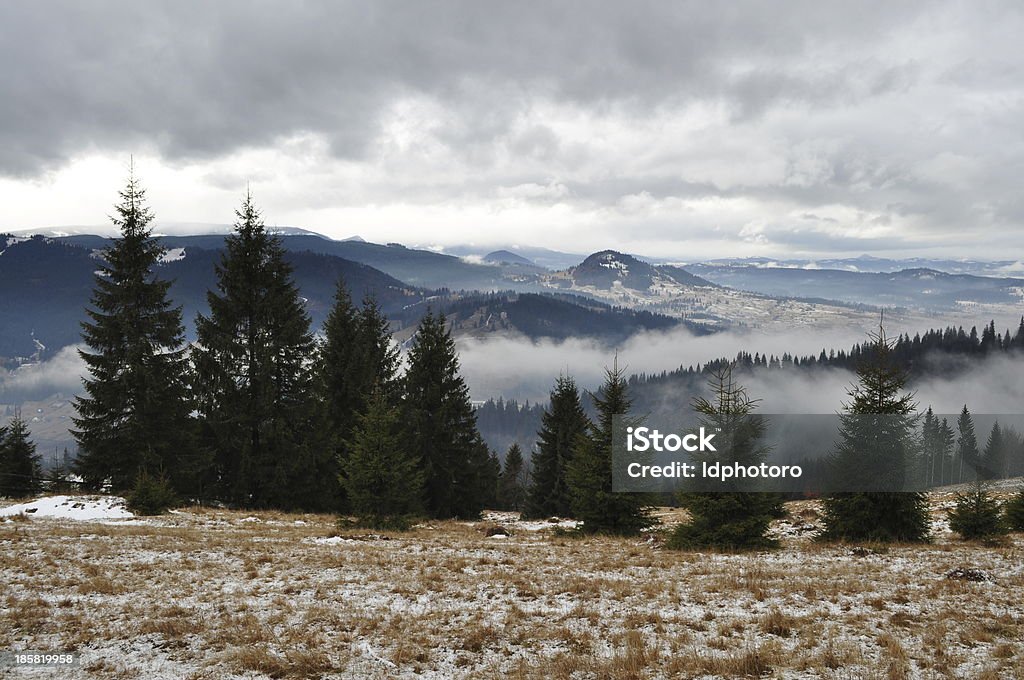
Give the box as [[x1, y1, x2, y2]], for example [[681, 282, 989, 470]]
[[668, 492, 779, 551], [947, 488, 1008, 540], [126, 470, 179, 515], [819, 492, 931, 543], [1004, 490, 1024, 531]]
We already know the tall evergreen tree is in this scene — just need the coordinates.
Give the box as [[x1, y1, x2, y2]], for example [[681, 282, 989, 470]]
[[192, 193, 321, 509], [955, 406, 980, 484], [356, 296, 401, 401], [920, 407, 940, 487], [668, 365, 778, 551], [319, 280, 362, 443], [482, 449, 501, 510], [72, 170, 194, 493], [982, 421, 1007, 481], [938, 418, 955, 485], [341, 387, 424, 527], [317, 284, 401, 510], [402, 310, 492, 519], [567, 360, 652, 535], [497, 443, 527, 511], [524, 376, 590, 519], [0, 416, 43, 498], [820, 327, 930, 542]]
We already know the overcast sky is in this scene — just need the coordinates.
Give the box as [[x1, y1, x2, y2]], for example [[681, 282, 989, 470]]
[[1, 1, 1022, 259]]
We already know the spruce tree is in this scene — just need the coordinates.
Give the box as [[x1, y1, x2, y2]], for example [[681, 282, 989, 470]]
[[192, 193, 321, 509], [317, 284, 400, 510], [668, 365, 778, 551], [402, 310, 492, 519], [483, 449, 501, 509], [341, 388, 424, 528], [524, 375, 590, 519], [938, 418, 955, 485], [0, 416, 43, 498], [72, 170, 195, 493], [920, 407, 939, 487], [356, 296, 401, 401], [955, 406, 980, 484], [1005, 489, 1024, 531], [497, 443, 527, 511], [947, 482, 1008, 540], [567, 360, 652, 535], [820, 327, 930, 542], [319, 280, 363, 447], [982, 421, 1007, 481]]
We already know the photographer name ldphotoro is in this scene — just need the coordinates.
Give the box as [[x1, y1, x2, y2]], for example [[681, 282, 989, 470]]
[[623, 426, 802, 480]]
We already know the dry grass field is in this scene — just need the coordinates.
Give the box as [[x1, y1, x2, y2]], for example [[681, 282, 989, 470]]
[[2, 493, 1023, 679]]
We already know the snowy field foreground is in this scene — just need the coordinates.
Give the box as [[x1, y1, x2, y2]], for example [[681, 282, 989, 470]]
[[1, 495, 1023, 679]]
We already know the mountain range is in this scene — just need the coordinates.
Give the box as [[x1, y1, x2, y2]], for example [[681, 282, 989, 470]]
[[3, 229, 1024, 365]]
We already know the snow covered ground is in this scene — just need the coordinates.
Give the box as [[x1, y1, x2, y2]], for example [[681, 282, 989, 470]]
[[0, 495, 132, 521], [1, 495, 1022, 679]]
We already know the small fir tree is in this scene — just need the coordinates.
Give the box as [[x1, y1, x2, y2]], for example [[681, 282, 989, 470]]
[[567, 360, 652, 535], [341, 388, 424, 528], [0, 416, 43, 498], [125, 469, 179, 516], [820, 326, 930, 543], [1004, 489, 1024, 531], [497, 443, 527, 511], [947, 482, 1008, 540], [668, 365, 779, 551]]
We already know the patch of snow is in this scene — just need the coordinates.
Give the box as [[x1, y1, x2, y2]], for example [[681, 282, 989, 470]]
[[0, 495, 133, 521], [159, 247, 186, 263], [309, 536, 355, 545]]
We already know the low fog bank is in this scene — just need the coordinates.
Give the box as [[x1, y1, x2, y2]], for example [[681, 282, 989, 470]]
[[457, 325, 870, 403], [0, 345, 86, 404], [914, 354, 1024, 414], [5, 325, 1023, 442], [634, 352, 1024, 426]]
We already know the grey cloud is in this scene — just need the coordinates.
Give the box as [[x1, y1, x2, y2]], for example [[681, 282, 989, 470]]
[[3, 1, 1024, 257], [1, 0, 934, 175]]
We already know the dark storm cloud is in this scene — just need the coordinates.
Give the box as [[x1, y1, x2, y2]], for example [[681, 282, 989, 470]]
[[3, 0, 1024, 256], [0, 0, 928, 175]]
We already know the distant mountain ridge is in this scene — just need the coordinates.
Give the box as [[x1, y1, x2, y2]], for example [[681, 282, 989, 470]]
[[0, 234, 420, 359], [687, 263, 1024, 312], [0, 236, 715, 362], [483, 250, 535, 266], [692, 255, 1024, 278], [566, 250, 718, 291], [389, 290, 712, 345]]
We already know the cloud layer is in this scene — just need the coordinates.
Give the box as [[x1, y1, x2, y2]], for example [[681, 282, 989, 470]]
[[2, 2, 1024, 257]]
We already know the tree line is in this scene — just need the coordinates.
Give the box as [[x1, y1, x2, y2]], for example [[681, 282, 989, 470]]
[[67, 174, 497, 521], [9, 173, 1024, 546]]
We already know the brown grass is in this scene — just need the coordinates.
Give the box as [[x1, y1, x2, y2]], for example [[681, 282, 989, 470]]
[[1, 497, 1022, 678]]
